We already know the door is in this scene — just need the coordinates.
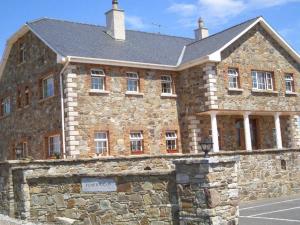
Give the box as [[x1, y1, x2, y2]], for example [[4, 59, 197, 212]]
[[250, 119, 259, 150], [235, 118, 259, 150], [235, 119, 245, 150]]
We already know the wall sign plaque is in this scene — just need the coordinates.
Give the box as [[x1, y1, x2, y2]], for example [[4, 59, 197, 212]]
[[81, 178, 117, 192]]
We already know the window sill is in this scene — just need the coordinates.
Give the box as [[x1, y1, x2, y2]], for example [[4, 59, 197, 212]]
[[167, 149, 178, 153], [89, 89, 110, 94], [251, 89, 278, 94], [161, 93, 178, 98], [131, 151, 144, 155], [125, 91, 144, 97], [285, 92, 298, 96], [0, 114, 11, 120], [38, 95, 56, 103], [228, 88, 243, 92]]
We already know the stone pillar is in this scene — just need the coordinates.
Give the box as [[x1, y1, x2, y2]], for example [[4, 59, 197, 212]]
[[210, 112, 219, 152], [63, 65, 80, 158], [174, 157, 239, 225], [274, 113, 283, 149], [203, 63, 218, 110], [187, 115, 201, 153], [287, 115, 300, 148], [243, 112, 252, 151], [12, 169, 30, 220]]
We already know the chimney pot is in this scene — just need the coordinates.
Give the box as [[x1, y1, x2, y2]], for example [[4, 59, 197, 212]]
[[195, 17, 209, 40]]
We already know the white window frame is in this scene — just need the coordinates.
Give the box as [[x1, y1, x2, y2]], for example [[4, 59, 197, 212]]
[[228, 68, 239, 89], [127, 72, 139, 93], [130, 131, 143, 153], [15, 142, 28, 160], [91, 69, 105, 91], [166, 131, 177, 152], [285, 74, 294, 93], [161, 75, 173, 94], [48, 135, 61, 157], [2, 97, 11, 116], [252, 71, 273, 91], [42, 75, 55, 98], [94, 132, 109, 156]]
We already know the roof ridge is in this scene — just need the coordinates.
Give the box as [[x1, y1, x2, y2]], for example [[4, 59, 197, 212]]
[[27, 17, 194, 41], [27, 17, 106, 29], [186, 16, 262, 47]]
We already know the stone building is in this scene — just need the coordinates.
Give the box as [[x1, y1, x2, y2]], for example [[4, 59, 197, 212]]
[[1, 1, 300, 160]]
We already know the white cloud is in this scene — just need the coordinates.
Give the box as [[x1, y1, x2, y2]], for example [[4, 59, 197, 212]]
[[126, 15, 147, 29], [167, 3, 198, 17], [168, 0, 300, 27]]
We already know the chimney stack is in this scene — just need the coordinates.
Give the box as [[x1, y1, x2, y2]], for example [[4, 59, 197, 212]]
[[194, 18, 209, 40], [106, 0, 126, 40]]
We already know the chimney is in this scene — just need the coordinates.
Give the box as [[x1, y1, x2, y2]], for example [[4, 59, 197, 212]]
[[106, 0, 126, 40], [194, 18, 209, 40]]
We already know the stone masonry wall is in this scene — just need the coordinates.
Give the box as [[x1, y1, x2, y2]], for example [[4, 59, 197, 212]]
[[27, 172, 177, 224], [217, 23, 300, 112], [1, 155, 239, 225], [0, 31, 62, 160], [1, 149, 299, 221], [65, 64, 181, 158]]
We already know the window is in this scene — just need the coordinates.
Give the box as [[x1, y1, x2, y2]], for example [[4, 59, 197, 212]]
[[94, 132, 109, 156], [91, 69, 105, 90], [17, 89, 22, 108], [127, 72, 139, 92], [48, 135, 61, 158], [228, 68, 239, 89], [252, 71, 273, 90], [285, 74, 294, 92], [161, 75, 173, 94], [19, 43, 25, 64], [166, 131, 177, 152], [15, 142, 28, 160], [25, 87, 30, 105], [42, 76, 54, 98], [130, 132, 143, 153], [1, 97, 11, 116]]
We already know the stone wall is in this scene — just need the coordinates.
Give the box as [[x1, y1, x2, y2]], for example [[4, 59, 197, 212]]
[[64, 64, 181, 158], [0, 155, 239, 225], [217, 23, 300, 112], [0, 31, 62, 160]]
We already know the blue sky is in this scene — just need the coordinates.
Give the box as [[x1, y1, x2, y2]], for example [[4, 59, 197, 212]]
[[0, 0, 300, 57]]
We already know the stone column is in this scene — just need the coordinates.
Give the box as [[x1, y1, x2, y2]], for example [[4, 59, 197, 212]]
[[274, 113, 283, 149], [210, 112, 219, 152], [187, 116, 201, 154], [287, 115, 300, 148], [243, 112, 252, 151], [203, 63, 218, 110], [174, 157, 239, 225], [63, 65, 80, 158]]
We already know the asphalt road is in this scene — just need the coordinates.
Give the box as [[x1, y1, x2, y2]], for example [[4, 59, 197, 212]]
[[240, 194, 300, 225]]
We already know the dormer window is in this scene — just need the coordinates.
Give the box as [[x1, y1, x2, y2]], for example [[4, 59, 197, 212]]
[[91, 69, 105, 91], [19, 43, 26, 64], [228, 68, 239, 89]]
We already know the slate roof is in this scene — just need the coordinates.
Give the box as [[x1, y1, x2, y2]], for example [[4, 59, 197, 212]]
[[181, 17, 259, 64], [27, 17, 260, 66]]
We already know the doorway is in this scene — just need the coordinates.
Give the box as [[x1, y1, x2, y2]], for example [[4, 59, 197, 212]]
[[235, 118, 259, 150]]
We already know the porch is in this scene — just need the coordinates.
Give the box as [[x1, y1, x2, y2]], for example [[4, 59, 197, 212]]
[[193, 110, 300, 152]]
